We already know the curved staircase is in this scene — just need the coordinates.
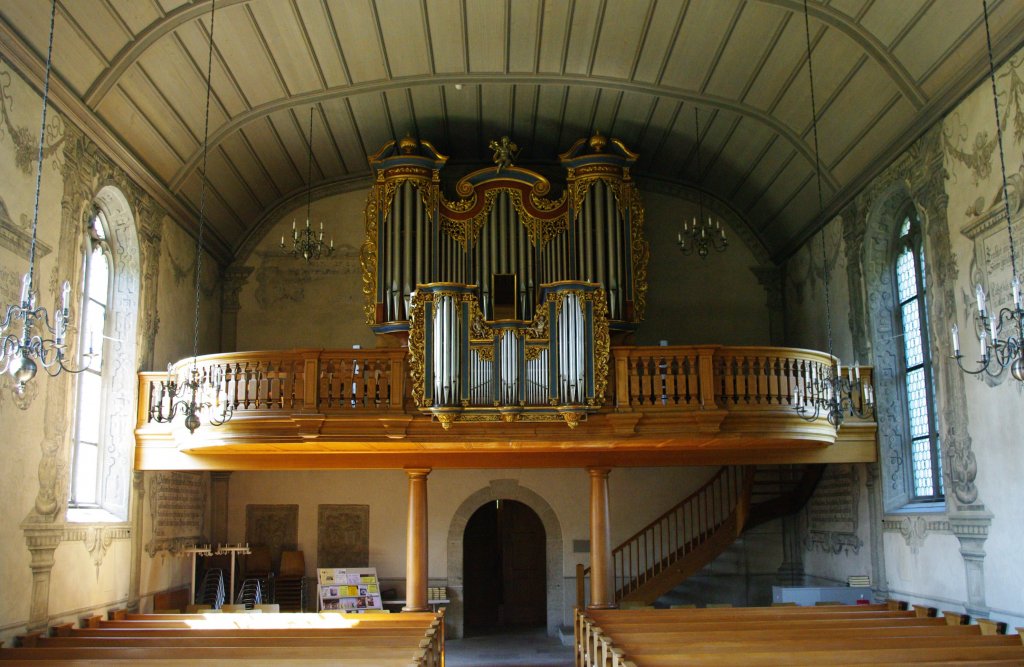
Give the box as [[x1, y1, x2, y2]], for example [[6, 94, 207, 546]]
[[576, 464, 825, 607]]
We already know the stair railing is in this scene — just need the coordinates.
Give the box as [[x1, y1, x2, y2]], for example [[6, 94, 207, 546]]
[[576, 465, 753, 608]]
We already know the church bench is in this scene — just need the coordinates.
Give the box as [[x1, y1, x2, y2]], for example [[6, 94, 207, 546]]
[[22, 631, 439, 649], [0, 645, 430, 663], [611, 633, 1022, 654], [586, 607, 915, 622], [596, 623, 984, 644], [615, 645, 1024, 666], [56, 626, 437, 638]]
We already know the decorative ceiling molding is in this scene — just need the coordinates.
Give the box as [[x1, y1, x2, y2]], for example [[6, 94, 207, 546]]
[[0, 17, 233, 264], [167, 74, 841, 194]]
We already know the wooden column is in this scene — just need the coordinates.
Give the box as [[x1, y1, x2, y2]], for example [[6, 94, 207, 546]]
[[588, 467, 615, 609], [403, 467, 431, 612]]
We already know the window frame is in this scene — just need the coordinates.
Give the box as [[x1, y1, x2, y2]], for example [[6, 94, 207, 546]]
[[893, 206, 943, 503], [68, 209, 114, 510]]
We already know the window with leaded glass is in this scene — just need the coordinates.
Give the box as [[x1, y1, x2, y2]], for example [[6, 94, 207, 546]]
[[69, 210, 111, 507], [894, 208, 943, 501]]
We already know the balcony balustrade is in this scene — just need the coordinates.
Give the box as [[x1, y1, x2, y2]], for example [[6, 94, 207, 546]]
[[136, 345, 876, 470]]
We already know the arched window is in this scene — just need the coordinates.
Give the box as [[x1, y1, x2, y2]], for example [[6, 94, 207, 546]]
[[70, 210, 111, 507], [68, 186, 140, 522], [894, 207, 942, 501]]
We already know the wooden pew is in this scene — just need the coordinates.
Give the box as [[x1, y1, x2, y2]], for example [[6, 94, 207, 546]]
[[575, 604, 1024, 667], [5, 610, 445, 667]]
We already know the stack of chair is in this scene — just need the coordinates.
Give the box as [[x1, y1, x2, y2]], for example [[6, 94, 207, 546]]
[[245, 545, 274, 604], [274, 550, 305, 612], [195, 568, 225, 609]]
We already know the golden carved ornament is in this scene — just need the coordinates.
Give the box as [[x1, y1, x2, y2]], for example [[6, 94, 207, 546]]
[[628, 187, 650, 322], [524, 344, 546, 362], [472, 344, 495, 363], [440, 186, 567, 250], [360, 188, 380, 325], [589, 286, 611, 406], [406, 292, 429, 407]]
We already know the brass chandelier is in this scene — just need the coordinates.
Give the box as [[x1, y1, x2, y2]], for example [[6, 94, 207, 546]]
[[149, 0, 231, 434], [951, 0, 1024, 383], [678, 107, 727, 259], [281, 107, 334, 262], [0, 0, 93, 399], [793, 0, 873, 428]]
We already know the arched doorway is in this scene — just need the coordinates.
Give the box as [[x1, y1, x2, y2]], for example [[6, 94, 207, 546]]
[[463, 499, 546, 634]]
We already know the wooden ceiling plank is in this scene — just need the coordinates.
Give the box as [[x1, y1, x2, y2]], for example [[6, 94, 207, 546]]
[[759, 0, 925, 109], [56, 0, 114, 67], [222, 130, 283, 204], [243, 4, 291, 96], [96, 86, 183, 182], [368, 0, 393, 80], [212, 144, 266, 220], [506, 0, 541, 73], [104, 0, 162, 36], [706, 3, 787, 103], [758, 168, 817, 234], [830, 94, 906, 185], [418, 0, 437, 75], [124, 64, 197, 162], [584, 0, 608, 78], [318, 97, 367, 174], [422, 0, 464, 74], [316, 0, 353, 86], [625, 0, 657, 82], [647, 98, 684, 174], [736, 144, 796, 217], [728, 132, 777, 201], [82, 0, 251, 109], [329, 0, 388, 84], [464, 0, 506, 73], [698, 0, 746, 95]]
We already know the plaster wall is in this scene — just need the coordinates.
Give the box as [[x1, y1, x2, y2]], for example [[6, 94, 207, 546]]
[[233, 188, 771, 352], [235, 191, 377, 351], [0, 61, 216, 644], [638, 192, 770, 345], [785, 47, 1024, 628], [226, 466, 718, 627]]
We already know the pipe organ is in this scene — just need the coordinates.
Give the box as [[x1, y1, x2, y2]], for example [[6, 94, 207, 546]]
[[361, 133, 648, 336], [408, 281, 610, 428]]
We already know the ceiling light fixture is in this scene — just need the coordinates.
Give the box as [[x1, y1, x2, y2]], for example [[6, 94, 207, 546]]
[[951, 0, 1024, 383], [678, 107, 727, 259], [149, 0, 231, 434], [793, 0, 873, 428], [0, 0, 93, 400], [281, 107, 334, 262]]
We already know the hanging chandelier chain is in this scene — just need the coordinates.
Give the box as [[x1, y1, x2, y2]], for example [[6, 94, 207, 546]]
[[27, 0, 57, 295], [694, 107, 704, 224], [191, 0, 217, 363], [803, 0, 835, 364], [306, 106, 314, 223], [983, 0, 1018, 280]]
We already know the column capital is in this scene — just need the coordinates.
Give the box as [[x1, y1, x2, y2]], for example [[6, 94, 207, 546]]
[[405, 467, 432, 479], [587, 467, 611, 478]]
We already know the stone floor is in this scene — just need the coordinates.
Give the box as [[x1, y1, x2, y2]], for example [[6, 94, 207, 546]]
[[445, 628, 573, 667]]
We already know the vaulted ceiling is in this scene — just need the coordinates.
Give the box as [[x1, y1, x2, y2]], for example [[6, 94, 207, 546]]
[[3, 0, 1024, 264]]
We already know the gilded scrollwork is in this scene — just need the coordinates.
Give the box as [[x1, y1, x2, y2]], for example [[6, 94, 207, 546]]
[[629, 186, 650, 321], [360, 187, 379, 325], [439, 186, 568, 250]]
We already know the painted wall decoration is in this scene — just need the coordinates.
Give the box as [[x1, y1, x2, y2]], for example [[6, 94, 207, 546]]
[[245, 504, 299, 572], [317, 504, 370, 568], [805, 465, 862, 555], [146, 472, 207, 555]]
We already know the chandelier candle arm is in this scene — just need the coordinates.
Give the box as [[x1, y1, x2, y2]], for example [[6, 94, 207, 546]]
[[953, 0, 1024, 383], [0, 0, 95, 400]]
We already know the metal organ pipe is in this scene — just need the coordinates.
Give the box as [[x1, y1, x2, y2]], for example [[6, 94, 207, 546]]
[[605, 184, 619, 320], [402, 184, 414, 320]]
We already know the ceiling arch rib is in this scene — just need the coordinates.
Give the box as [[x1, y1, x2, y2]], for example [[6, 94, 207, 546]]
[[83, 0, 925, 119], [755, 0, 925, 109], [165, 74, 840, 194]]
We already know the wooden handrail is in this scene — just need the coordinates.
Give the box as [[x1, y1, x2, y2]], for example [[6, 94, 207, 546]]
[[576, 466, 754, 608]]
